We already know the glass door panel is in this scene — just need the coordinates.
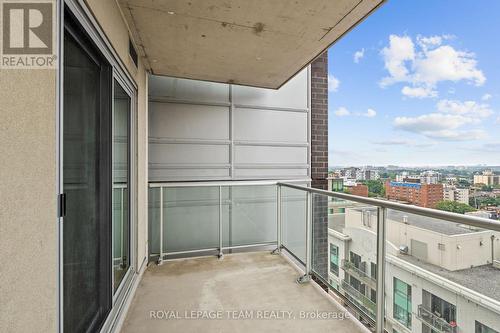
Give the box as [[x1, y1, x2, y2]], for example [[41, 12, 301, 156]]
[[112, 81, 131, 292], [63, 14, 112, 333]]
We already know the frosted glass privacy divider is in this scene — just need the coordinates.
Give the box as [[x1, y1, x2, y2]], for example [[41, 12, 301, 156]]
[[281, 186, 307, 263], [148, 187, 161, 255], [163, 186, 220, 253], [224, 185, 277, 247]]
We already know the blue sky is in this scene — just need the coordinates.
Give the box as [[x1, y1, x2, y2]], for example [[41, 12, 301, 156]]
[[327, 0, 500, 167]]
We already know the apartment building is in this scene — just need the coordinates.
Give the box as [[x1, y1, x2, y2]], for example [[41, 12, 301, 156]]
[[328, 207, 500, 333], [474, 171, 500, 186], [385, 181, 444, 208], [443, 185, 470, 205]]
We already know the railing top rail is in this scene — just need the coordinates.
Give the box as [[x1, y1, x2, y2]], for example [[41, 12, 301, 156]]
[[278, 182, 500, 233], [149, 178, 310, 188]]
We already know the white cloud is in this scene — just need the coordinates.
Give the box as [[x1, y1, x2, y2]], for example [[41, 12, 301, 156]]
[[328, 74, 340, 92], [413, 46, 485, 86], [334, 107, 350, 117], [380, 35, 415, 86], [436, 99, 493, 118], [482, 93, 492, 101], [380, 34, 486, 98], [363, 108, 377, 117], [354, 48, 365, 63], [416, 35, 443, 49], [424, 129, 487, 141], [372, 139, 413, 146], [394, 113, 477, 132], [372, 138, 436, 147], [334, 107, 377, 118], [393, 113, 485, 141], [402, 86, 437, 98]]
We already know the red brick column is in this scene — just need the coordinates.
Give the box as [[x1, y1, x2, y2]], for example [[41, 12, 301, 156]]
[[310, 51, 328, 284], [310, 51, 328, 190]]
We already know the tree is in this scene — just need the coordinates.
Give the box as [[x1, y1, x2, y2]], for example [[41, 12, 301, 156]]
[[435, 200, 476, 214], [364, 180, 385, 197]]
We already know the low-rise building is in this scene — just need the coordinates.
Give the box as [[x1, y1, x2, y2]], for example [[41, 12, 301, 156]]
[[328, 207, 500, 333], [474, 170, 500, 186], [385, 181, 444, 208], [443, 185, 470, 204]]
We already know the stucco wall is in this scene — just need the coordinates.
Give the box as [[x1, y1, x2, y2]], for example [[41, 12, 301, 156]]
[[0, 70, 57, 332]]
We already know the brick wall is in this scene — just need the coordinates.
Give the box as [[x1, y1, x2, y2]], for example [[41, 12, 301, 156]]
[[310, 51, 328, 191], [310, 51, 328, 283]]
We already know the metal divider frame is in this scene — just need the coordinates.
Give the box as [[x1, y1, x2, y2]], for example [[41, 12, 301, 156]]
[[296, 190, 312, 284], [271, 184, 282, 255]]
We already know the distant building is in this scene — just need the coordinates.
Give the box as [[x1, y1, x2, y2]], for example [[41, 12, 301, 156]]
[[328, 177, 344, 192], [443, 185, 470, 205], [420, 170, 441, 184], [466, 210, 497, 220], [385, 181, 443, 208], [474, 170, 500, 186], [346, 184, 369, 197], [328, 207, 500, 333]]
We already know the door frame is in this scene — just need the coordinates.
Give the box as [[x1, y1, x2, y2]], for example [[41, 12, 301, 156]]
[[57, 1, 138, 332]]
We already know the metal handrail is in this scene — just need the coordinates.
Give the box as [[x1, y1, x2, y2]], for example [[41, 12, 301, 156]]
[[417, 304, 458, 333], [149, 178, 310, 188], [279, 182, 500, 232]]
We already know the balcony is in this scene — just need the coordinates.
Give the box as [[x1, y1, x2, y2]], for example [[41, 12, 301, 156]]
[[417, 304, 458, 333], [340, 280, 376, 319], [341, 259, 377, 290], [120, 181, 500, 333], [122, 251, 365, 332]]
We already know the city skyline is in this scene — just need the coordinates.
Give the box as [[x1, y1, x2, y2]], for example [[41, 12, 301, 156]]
[[328, 0, 500, 167]]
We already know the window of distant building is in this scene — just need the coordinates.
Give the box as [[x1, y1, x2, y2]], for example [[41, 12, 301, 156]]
[[371, 262, 377, 281], [393, 277, 412, 329], [330, 244, 339, 276], [476, 321, 499, 333]]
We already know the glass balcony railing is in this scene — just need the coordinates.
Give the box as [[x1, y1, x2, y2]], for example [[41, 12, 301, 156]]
[[341, 280, 376, 319], [341, 259, 377, 289], [148, 181, 287, 262], [148, 181, 500, 333], [417, 304, 458, 333]]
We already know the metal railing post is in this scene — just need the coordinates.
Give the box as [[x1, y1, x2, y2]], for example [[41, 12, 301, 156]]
[[157, 186, 164, 265], [376, 206, 387, 333], [272, 184, 282, 255], [218, 186, 224, 259], [297, 190, 312, 283]]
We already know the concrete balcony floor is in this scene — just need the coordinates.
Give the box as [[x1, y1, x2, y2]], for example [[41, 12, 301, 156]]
[[121, 251, 365, 333]]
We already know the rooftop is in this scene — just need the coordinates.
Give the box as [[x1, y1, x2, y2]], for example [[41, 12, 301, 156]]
[[388, 210, 479, 236], [121, 251, 365, 333], [398, 254, 500, 302]]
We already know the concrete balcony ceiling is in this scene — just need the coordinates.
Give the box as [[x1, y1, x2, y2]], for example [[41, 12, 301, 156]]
[[118, 0, 384, 88]]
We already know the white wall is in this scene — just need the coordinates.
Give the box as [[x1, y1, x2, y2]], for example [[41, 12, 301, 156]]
[[148, 68, 310, 181]]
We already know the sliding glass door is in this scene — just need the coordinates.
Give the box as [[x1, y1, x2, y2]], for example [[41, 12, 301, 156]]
[[112, 81, 131, 293], [62, 10, 134, 332], [63, 14, 112, 332]]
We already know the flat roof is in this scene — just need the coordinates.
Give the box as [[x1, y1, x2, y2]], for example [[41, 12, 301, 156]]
[[398, 254, 500, 302]]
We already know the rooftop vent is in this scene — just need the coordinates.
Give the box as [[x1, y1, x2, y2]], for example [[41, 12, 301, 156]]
[[403, 215, 409, 224], [399, 245, 409, 255]]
